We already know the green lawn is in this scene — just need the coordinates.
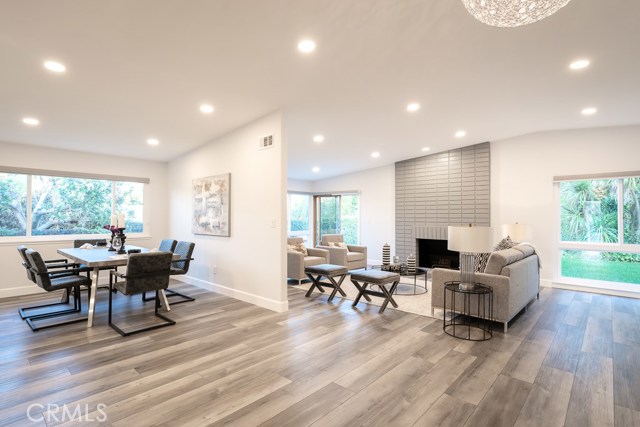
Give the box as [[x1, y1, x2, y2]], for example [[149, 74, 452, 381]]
[[562, 254, 640, 285]]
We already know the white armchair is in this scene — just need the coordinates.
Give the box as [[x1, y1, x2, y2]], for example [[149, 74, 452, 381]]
[[287, 238, 329, 284], [317, 234, 367, 271]]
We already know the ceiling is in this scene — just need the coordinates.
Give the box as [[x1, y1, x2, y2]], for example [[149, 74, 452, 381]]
[[1, 0, 639, 181]]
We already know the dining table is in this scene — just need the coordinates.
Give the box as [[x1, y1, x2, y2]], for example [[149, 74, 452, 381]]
[[57, 245, 172, 328]]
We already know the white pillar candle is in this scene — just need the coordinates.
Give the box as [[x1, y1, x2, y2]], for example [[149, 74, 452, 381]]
[[118, 213, 125, 228], [110, 214, 117, 227]]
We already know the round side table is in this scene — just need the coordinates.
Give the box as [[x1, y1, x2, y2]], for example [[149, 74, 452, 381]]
[[443, 281, 493, 341]]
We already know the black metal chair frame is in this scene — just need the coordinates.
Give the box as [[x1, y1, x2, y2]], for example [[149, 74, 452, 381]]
[[109, 269, 176, 337], [143, 240, 195, 305], [17, 246, 89, 323]]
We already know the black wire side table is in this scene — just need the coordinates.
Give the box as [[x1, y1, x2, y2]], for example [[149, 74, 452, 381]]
[[443, 281, 493, 341]]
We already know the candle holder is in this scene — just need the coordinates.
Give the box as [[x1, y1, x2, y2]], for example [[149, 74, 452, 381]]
[[108, 230, 117, 251], [117, 228, 127, 254]]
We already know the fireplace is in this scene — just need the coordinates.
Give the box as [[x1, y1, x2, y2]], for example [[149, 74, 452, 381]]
[[418, 239, 459, 270]]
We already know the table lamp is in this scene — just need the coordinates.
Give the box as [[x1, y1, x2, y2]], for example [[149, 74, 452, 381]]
[[448, 225, 493, 291], [501, 223, 532, 243]]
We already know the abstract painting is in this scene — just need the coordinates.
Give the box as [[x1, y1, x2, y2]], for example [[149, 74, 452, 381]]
[[192, 173, 230, 236]]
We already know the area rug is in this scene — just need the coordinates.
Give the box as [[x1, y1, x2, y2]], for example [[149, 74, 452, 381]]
[[293, 276, 435, 318]]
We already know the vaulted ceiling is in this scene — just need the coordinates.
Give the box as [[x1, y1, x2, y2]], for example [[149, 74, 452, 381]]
[[1, 0, 639, 180]]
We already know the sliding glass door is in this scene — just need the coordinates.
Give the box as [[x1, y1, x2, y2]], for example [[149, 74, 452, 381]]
[[315, 195, 341, 244], [314, 193, 360, 245]]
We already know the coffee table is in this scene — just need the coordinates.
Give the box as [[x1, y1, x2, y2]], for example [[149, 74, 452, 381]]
[[370, 264, 428, 295]]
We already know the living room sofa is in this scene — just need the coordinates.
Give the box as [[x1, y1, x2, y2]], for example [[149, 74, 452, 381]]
[[431, 243, 540, 333]]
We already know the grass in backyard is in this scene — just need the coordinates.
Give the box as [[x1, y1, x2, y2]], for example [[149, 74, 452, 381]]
[[562, 253, 640, 285]]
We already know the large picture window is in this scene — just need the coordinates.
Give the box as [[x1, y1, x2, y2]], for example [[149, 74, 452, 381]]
[[0, 169, 146, 238], [558, 175, 640, 287]]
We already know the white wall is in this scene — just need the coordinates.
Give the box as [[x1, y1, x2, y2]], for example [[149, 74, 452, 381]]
[[491, 125, 640, 288], [0, 141, 169, 298], [311, 165, 395, 264], [168, 112, 288, 312], [287, 178, 313, 193]]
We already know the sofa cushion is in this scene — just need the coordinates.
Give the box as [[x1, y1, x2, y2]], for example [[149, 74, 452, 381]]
[[494, 236, 516, 251], [484, 247, 527, 275], [304, 256, 326, 267], [347, 252, 365, 262], [330, 242, 348, 249], [288, 242, 308, 256]]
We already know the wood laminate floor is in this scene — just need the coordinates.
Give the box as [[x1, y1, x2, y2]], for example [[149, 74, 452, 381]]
[[1, 282, 639, 426]]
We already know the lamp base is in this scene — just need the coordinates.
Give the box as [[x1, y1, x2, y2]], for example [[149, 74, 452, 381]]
[[459, 282, 476, 291]]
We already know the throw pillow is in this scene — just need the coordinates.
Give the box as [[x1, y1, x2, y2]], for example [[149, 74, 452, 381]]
[[494, 236, 516, 251], [475, 252, 491, 272], [330, 242, 348, 249], [287, 243, 308, 256]]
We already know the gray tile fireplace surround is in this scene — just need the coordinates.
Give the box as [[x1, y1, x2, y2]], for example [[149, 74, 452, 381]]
[[395, 142, 490, 265]]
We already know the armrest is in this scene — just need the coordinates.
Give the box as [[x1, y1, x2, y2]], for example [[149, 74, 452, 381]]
[[317, 245, 348, 266], [307, 247, 329, 259], [347, 245, 367, 255], [45, 258, 69, 264]]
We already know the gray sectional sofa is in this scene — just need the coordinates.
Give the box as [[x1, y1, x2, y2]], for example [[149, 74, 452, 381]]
[[431, 243, 540, 333]]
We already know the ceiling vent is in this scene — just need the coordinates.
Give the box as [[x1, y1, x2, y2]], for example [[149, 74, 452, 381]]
[[258, 135, 274, 150]]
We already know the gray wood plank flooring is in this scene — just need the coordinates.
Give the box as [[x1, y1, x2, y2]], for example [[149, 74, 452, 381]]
[[1, 282, 639, 426]]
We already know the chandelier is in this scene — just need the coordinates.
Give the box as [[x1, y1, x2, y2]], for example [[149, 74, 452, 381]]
[[461, 0, 573, 27]]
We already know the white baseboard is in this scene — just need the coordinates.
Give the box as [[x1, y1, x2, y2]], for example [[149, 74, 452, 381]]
[[173, 275, 289, 312], [540, 279, 553, 288], [0, 286, 45, 300], [549, 281, 640, 299]]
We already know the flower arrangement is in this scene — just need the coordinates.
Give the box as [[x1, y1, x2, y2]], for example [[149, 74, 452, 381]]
[[103, 225, 119, 233]]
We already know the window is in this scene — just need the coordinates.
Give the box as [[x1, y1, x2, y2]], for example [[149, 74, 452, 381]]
[[287, 193, 311, 244], [314, 193, 360, 245], [0, 170, 146, 238], [0, 173, 27, 236], [558, 176, 640, 286]]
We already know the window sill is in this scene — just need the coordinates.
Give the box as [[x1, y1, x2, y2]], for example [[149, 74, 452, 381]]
[[0, 234, 152, 247]]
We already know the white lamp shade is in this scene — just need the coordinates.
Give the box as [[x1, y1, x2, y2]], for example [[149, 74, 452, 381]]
[[502, 223, 532, 242], [447, 226, 493, 253]]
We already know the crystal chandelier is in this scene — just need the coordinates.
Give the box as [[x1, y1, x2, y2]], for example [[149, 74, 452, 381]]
[[461, 0, 573, 27]]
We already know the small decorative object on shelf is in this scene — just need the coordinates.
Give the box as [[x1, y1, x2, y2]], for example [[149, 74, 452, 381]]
[[393, 255, 399, 264], [382, 243, 390, 266], [382, 263, 403, 273], [407, 254, 416, 274]]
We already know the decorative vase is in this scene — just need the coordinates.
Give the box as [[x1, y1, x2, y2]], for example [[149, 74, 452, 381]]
[[382, 243, 390, 266], [393, 255, 399, 264], [407, 253, 416, 274]]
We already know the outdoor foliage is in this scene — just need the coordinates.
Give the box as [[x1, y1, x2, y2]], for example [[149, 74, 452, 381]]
[[0, 173, 144, 236]]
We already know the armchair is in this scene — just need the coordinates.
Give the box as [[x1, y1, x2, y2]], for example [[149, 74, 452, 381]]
[[317, 234, 367, 271], [287, 238, 329, 284]]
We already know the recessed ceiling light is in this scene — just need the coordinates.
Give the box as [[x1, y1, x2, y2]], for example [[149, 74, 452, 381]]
[[581, 107, 597, 116], [147, 138, 159, 146], [313, 134, 325, 143], [297, 39, 316, 53], [200, 104, 214, 114], [455, 130, 466, 138], [371, 151, 380, 158], [312, 166, 320, 173], [406, 103, 420, 112], [43, 60, 66, 73], [421, 147, 431, 152], [22, 117, 40, 126], [569, 59, 590, 70]]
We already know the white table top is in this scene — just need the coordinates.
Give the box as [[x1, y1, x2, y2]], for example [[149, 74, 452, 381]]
[[57, 245, 152, 268]]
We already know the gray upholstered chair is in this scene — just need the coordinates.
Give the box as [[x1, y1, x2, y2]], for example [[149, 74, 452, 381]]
[[287, 237, 329, 284], [159, 239, 177, 252], [166, 241, 196, 303], [108, 252, 174, 336], [22, 249, 92, 331], [317, 234, 367, 271]]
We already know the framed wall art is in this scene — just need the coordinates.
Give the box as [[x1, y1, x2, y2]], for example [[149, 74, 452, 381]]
[[192, 173, 230, 236]]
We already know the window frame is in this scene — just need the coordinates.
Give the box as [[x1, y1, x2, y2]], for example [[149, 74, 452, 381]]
[[556, 174, 640, 291], [0, 167, 149, 243]]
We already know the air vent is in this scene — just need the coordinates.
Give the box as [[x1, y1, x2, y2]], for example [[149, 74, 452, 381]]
[[258, 135, 274, 150]]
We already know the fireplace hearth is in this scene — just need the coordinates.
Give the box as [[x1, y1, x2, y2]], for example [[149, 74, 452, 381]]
[[418, 239, 459, 270]]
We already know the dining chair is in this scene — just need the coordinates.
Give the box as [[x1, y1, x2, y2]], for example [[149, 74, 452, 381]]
[[17, 245, 89, 321], [159, 239, 177, 252], [165, 241, 196, 304], [23, 249, 92, 331], [73, 239, 108, 248], [108, 252, 175, 336]]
